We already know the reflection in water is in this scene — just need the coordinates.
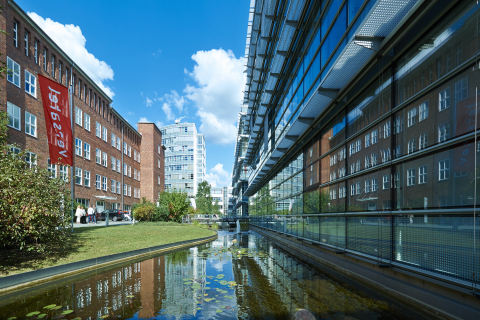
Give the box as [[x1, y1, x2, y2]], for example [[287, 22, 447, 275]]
[[0, 231, 417, 319]]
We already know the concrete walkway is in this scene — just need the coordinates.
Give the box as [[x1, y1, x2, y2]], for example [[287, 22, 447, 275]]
[[72, 220, 135, 228]]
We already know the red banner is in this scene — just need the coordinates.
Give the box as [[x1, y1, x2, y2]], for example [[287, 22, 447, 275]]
[[38, 74, 73, 166]]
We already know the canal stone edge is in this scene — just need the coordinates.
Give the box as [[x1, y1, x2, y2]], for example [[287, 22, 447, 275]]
[[0, 233, 218, 294]]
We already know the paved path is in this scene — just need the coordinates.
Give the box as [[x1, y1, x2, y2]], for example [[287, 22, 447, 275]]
[[72, 220, 135, 228]]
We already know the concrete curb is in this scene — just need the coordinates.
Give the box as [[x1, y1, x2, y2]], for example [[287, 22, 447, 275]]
[[0, 233, 217, 293]]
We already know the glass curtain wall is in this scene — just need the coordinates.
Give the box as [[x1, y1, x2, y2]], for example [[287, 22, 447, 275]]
[[250, 0, 480, 285]]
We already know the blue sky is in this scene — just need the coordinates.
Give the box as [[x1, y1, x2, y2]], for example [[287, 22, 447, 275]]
[[17, 0, 250, 187]]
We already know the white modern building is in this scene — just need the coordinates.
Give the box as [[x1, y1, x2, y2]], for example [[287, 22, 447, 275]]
[[160, 121, 205, 198], [210, 186, 234, 216]]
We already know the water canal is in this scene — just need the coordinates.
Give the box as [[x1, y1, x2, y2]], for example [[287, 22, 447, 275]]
[[0, 230, 427, 319]]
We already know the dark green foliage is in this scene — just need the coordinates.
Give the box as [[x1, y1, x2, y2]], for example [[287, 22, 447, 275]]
[[195, 181, 213, 215], [0, 111, 71, 252], [132, 190, 190, 223]]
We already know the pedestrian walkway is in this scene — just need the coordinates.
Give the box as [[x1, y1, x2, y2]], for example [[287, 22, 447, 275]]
[[72, 220, 135, 228]]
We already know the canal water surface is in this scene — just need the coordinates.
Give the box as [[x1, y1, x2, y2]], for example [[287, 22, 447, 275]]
[[0, 230, 424, 319]]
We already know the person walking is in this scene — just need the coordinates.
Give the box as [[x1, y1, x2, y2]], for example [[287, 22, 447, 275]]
[[88, 205, 97, 224], [75, 205, 82, 223]]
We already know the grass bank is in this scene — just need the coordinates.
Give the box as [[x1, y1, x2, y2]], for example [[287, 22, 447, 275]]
[[0, 222, 215, 277]]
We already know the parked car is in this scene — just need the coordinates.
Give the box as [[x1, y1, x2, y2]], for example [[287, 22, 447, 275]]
[[100, 209, 124, 222]]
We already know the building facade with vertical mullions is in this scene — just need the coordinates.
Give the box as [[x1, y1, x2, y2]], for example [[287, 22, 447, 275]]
[[160, 122, 205, 198], [238, 0, 480, 291], [1, 0, 164, 211]]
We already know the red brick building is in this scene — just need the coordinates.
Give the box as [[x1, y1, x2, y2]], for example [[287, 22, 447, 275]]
[[0, 1, 164, 211]]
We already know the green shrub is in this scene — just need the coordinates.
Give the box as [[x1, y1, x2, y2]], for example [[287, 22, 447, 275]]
[[211, 222, 219, 230], [192, 220, 200, 227]]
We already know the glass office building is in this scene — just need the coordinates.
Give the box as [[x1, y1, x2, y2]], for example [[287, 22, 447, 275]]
[[237, 0, 480, 287], [160, 122, 205, 197]]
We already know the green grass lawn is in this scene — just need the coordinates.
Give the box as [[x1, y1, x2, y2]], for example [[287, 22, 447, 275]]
[[0, 222, 215, 277]]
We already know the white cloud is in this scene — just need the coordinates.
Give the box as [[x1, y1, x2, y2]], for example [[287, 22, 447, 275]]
[[161, 90, 186, 112], [28, 12, 115, 98], [138, 117, 150, 123], [152, 49, 162, 57], [184, 49, 245, 145], [146, 97, 153, 107], [156, 121, 164, 128], [162, 103, 174, 121], [205, 163, 231, 187]]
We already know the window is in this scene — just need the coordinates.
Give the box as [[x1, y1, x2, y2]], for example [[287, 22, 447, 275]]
[[383, 121, 391, 138], [351, 184, 355, 196], [356, 182, 361, 195], [84, 143, 90, 160], [116, 159, 121, 173], [419, 101, 429, 121], [455, 77, 468, 103], [96, 148, 101, 164], [25, 70, 36, 96], [123, 163, 127, 176], [355, 140, 361, 152], [117, 181, 121, 195], [371, 153, 378, 166], [102, 152, 107, 167], [128, 145, 131, 157], [393, 172, 400, 188], [407, 107, 417, 127], [84, 84, 87, 102], [356, 160, 361, 172], [309, 148, 313, 157], [419, 133, 428, 150], [381, 149, 391, 162], [365, 155, 370, 168], [419, 165, 427, 184], [75, 168, 82, 185], [96, 122, 101, 138], [365, 180, 371, 193], [394, 117, 403, 134], [24, 30, 29, 55], [111, 156, 116, 170], [43, 48, 47, 71], [84, 113, 90, 131], [439, 159, 450, 181], [158, 144, 161, 154], [75, 138, 82, 156], [123, 183, 127, 196], [158, 159, 161, 168], [365, 133, 371, 147], [383, 175, 389, 190], [124, 142, 127, 155], [25, 112, 36, 137], [47, 159, 56, 178], [59, 165, 68, 182], [407, 168, 416, 186], [438, 123, 450, 142], [102, 126, 108, 142], [84, 170, 90, 187], [128, 165, 131, 177], [371, 129, 378, 144], [116, 137, 121, 150], [102, 177, 107, 191], [372, 178, 377, 192], [158, 175, 161, 185], [7, 57, 20, 87], [111, 179, 116, 193], [134, 169, 137, 180], [75, 106, 82, 126], [59, 62, 62, 83], [349, 143, 355, 156], [111, 133, 116, 147], [34, 40, 38, 64], [7, 102, 21, 130], [128, 185, 132, 197], [51, 55, 55, 78], [407, 139, 416, 154], [439, 87, 451, 111], [13, 21, 17, 47], [25, 152, 37, 168]]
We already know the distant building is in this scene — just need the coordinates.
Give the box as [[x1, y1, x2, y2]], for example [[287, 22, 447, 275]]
[[210, 186, 233, 216], [159, 121, 205, 198]]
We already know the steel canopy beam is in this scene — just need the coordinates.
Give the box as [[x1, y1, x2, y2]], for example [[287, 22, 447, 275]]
[[318, 88, 339, 99]]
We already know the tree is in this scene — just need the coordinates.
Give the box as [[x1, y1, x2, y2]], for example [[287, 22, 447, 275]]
[[0, 111, 71, 252], [212, 199, 222, 216], [195, 181, 213, 215], [158, 190, 190, 222]]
